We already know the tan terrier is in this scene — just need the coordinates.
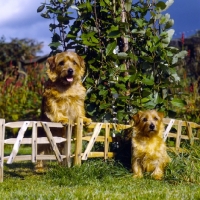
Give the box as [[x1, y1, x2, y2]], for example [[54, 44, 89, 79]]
[[41, 51, 91, 125], [36, 52, 91, 171], [132, 110, 170, 180]]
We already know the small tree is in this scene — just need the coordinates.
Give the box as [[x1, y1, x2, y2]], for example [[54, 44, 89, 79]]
[[38, 0, 187, 123], [0, 37, 43, 80]]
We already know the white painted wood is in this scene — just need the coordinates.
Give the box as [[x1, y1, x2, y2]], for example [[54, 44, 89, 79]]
[[5, 121, 65, 128], [74, 117, 83, 166], [63, 123, 72, 167], [41, 122, 63, 162], [4, 155, 66, 161], [32, 122, 37, 163], [163, 119, 175, 141], [82, 123, 103, 160], [4, 137, 67, 144], [7, 121, 30, 164]]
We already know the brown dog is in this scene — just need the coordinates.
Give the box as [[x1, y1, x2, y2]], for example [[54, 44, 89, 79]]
[[36, 52, 91, 170], [132, 110, 170, 180], [41, 51, 91, 124]]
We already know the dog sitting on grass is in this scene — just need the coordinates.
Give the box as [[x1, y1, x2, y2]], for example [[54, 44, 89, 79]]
[[131, 110, 171, 180]]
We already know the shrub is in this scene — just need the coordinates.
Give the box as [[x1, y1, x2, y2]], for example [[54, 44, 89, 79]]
[[0, 62, 46, 122]]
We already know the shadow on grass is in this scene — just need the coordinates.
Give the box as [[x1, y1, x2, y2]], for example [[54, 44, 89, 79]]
[[4, 162, 45, 180]]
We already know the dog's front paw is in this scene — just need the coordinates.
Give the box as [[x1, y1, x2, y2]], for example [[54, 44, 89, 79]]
[[152, 172, 164, 180], [59, 119, 69, 126], [133, 174, 143, 179], [82, 117, 92, 125], [34, 161, 46, 173]]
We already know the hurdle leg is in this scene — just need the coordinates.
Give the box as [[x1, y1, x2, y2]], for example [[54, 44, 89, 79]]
[[63, 124, 72, 167], [74, 117, 83, 166], [104, 123, 110, 160]]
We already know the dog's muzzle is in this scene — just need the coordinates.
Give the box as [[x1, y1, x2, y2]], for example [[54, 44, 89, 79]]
[[65, 68, 74, 82], [149, 123, 155, 131]]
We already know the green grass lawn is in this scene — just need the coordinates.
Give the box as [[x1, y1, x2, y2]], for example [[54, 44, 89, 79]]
[[1, 143, 200, 200]]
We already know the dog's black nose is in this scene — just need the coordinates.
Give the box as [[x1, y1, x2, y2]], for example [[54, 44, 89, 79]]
[[149, 123, 155, 130], [68, 68, 73, 75]]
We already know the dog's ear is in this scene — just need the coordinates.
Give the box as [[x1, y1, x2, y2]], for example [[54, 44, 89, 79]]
[[132, 111, 142, 125], [77, 55, 85, 69], [157, 112, 164, 120], [47, 56, 56, 70], [46, 55, 57, 82]]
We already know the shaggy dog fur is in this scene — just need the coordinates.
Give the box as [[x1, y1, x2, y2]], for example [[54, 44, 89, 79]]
[[41, 51, 91, 124], [131, 110, 170, 180], [36, 51, 91, 170]]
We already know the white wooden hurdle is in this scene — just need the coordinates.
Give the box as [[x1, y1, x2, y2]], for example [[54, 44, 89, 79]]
[[163, 118, 200, 152], [0, 120, 73, 182]]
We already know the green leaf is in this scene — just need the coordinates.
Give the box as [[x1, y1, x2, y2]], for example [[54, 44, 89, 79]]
[[124, 0, 132, 12], [142, 77, 154, 85], [106, 41, 117, 56], [171, 98, 186, 108], [99, 90, 108, 96], [90, 94, 97, 102], [37, 5, 45, 13], [91, 36, 99, 44], [48, 42, 61, 48], [41, 13, 51, 19], [142, 89, 151, 98], [99, 103, 111, 109], [155, 1, 166, 10], [134, 19, 145, 28], [129, 74, 138, 83], [116, 83, 126, 90], [49, 23, 57, 31], [141, 56, 153, 63], [108, 30, 121, 38], [141, 97, 150, 103], [66, 33, 76, 39], [165, 19, 174, 29]]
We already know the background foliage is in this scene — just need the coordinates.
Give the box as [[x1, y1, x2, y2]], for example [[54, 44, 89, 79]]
[[0, 37, 43, 80], [0, 38, 45, 123], [38, 0, 187, 123]]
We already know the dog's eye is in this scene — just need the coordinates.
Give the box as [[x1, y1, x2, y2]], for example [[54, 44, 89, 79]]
[[73, 61, 77, 65], [142, 118, 147, 122], [154, 117, 158, 121], [58, 61, 64, 66]]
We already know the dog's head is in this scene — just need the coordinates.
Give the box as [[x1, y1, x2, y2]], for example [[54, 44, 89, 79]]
[[132, 110, 164, 137], [46, 51, 85, 84]]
